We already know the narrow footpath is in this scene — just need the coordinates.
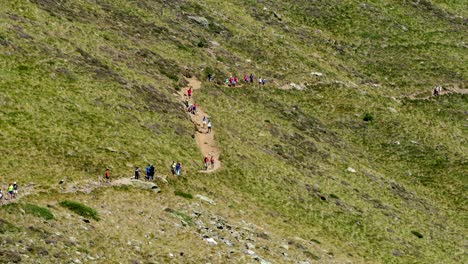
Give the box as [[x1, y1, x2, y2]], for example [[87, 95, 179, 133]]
[[178, 77, 222, 172], [403, 87, 468, 100]]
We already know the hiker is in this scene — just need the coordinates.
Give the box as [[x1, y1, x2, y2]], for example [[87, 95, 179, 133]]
[[262, 78, 267, 85], [187, 87, 193, 99], [433, 87, 439, 96], [146, 164, 151, 180], [0, 190, 3, 204], [210, 155, 215, 169], [7, 183, 14, 199], [175, 162, 182, 176], [208, 73, 213, 82], [207, 120, 212, 133], [13, 182, 18, 198], [170, 161, 176, 176], [202, 116, 207, 128], [183, 99, 189, 108], [104, 168, 111, 182], [225, 78, 230, 86], [234, 76, 239, 85], [244, 74, 249, 83], [258, 77, 262, 85], [149, 164, 155, 181], [250, 73, 254, 83], [134, 167, 141, 180], [204, 156, 209, 170], [193, 103, 198, 115]]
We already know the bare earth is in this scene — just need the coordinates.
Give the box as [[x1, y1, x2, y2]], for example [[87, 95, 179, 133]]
[[178, 77, 222, 173]]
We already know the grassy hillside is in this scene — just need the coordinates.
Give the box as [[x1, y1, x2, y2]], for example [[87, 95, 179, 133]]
[[0, 0, 466, 263]]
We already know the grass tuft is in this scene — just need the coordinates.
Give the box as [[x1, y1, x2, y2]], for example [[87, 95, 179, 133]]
[[59, 200, 100, 221], [174, 190, 193, 199], [23, 204, 54, 220]]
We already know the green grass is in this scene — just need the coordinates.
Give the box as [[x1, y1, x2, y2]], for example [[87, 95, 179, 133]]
[[174, 190, 193, 199], [0, 0, 465, 263], [59, 200, 100, 221], [2, 203, 54, 220], [24, 204, 54, 220]]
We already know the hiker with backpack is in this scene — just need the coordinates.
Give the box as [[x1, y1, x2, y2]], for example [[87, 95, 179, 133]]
[[207, 120, 212, 133], [134, 167, 141, 180], [210, 155, 215, 169], [208, 73, 213, 82], [13, 182, 18, 198], [7, 183, 13, 200], [145, 165, 151, 179], [148, 164, 155, 181], [202, 116, 207, 128], [0, 189, 3, 204], [250, 73, 254, 83], [204, 156, 209, 170], [170, 161, 176, 176], [187, 87, 193, 99], [175, 162, 182, 176], [104, 168, 111, 183]]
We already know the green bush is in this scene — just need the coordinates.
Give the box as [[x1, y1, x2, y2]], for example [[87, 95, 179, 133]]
[[0, 219, 21, 234], [174, 190, 193, 199], [59, 200, 100, 221], [2, 203, 54, 220], [23, 204, 54, 220], [363, 112, 374, 122]]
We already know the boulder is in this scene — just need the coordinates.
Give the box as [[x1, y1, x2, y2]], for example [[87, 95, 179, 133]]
[[188, 16, 209, 27], [195, 194, 216, 205]]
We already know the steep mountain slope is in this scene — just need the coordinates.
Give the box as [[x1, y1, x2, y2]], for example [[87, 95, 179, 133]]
[[0, 0, 466, 263]]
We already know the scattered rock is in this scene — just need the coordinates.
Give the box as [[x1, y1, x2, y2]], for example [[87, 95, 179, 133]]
[[393, 250, 404, 257], [280, 244, 289, 250], [188, 16, 209, 27], [411, 231, 423, 238], [0, 250, 21, 263], [105, 147, 118, 153], [155, 176, 168, 185], [45, 239, 57, 245], [256, 232, 270, 240], [347, 167, 356, 173], [82, 219, 90, 223], [290, 83, 306, 90], [205, 237, 217, 245], [272, 11, 282, 21], [195, 195, 216, 205], [311, 72, 323, 77], [246, 243, 256, 250]]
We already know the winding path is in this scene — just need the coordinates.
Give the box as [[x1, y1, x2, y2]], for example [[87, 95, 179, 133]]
[[402, 87, 468, 100], [178, 77, 222, 173]]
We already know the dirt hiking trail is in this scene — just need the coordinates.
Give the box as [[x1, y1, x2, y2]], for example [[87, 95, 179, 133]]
[[178, 77, 221, 173], [403, 87, 468, 100]]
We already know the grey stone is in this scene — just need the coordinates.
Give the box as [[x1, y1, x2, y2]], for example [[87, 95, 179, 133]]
[[188, 16, 209, 27]]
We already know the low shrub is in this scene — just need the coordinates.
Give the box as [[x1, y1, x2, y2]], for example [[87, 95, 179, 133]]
[[59, 200, 100, 221]]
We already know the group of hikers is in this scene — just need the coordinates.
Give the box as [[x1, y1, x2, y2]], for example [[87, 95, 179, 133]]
[[203, 155, 216, 170], [206, 73, 266, 87], [223, 73, 267, 87], [433, 85, 443, 96], [0, 182, 19, 203], [183, 87, 213, 134]]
